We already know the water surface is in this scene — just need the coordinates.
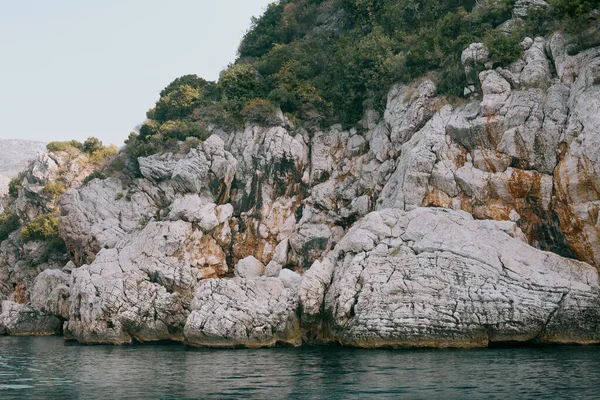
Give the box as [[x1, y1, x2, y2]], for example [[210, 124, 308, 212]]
[[1, 336, 600, 399]]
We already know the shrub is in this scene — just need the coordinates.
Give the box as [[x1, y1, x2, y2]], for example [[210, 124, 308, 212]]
[[438, 62, 469, 98], [160, 74, 218, 98], [21, 213, 61, 243], [47, 140, 83, 153], [550, 0, 600, 18], [218, 64, 262, 106], [153, 85, 202, 122], [241, 98, 281, 125], [484, 29, 523, 67], [0, 213, 20, 242], [8, 172, 25, 198], [42, 180, 67, 198], [159, 120, 211, 141], [88, 144, 118, 164], [82, 170, 107, 185], [82, 137, 104, 154]]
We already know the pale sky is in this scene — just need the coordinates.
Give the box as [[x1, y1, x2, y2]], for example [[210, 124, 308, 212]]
[[0, 0, 273, 145]]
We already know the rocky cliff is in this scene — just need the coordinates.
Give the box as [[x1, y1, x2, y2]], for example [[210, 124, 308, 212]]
[[1, 1, 600, 347]]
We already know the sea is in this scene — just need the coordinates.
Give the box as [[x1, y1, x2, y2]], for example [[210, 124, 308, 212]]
[[1, 336, 600, 399]]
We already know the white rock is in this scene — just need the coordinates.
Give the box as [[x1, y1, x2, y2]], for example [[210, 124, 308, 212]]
[[279, 269, 302, 290], [235, 256, 265, 279]]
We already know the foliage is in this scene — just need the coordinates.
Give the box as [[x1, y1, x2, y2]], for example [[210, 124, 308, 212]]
[[124, 0, 600, 162], [153, 85, 204, 123], [0, 213, 20, 242], [218, 64, 263, 115], [241, 98, 280, 125], [8, 172, 25, 198], [484, 29, 523, 67], [550, 0, 600, 18], [82, 170, 107, 185], [160, 74, 217, 98], [47, 140, 83, 153], [88, 144, 118, 164], [21, 213, 61, 243], [82, 137, 104, 154], [42, 180, 67, 198]]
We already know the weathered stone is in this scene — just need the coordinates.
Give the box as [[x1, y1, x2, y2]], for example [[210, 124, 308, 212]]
[[302, 208, 600, 347], [235, 256, 265, 278], [279, 269, 302, 290], [514, 0, 548, 18], [184, 278, 301, 348], [0, 301, 62, 336], [30, 269, 71, 320]]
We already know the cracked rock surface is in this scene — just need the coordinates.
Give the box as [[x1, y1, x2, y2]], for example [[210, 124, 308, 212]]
[[301, 208, 600, 347]]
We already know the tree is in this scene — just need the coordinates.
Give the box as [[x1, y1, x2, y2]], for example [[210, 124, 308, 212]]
[[82, 137, 104, 154], [153, 85, 202, 122]]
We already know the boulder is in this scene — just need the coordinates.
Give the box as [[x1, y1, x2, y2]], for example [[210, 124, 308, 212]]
[[235, 256, 265, 278], [0, 301, 62, 336], [300, 208, 600, 347], [184, 278, 301, 347]]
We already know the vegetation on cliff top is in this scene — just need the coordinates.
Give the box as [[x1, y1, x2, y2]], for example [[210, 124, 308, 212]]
[[121, 0, 599, 169]]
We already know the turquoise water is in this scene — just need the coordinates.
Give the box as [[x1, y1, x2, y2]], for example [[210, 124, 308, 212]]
[[1, 337, 600, 399]]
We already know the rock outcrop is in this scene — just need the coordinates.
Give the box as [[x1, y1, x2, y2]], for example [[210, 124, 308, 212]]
[[184, 278, 301, 348], [2, 3, 600, 349], [301, 208, 600, 347]]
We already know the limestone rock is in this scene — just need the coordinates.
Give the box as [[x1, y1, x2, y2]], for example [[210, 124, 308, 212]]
[[65, 263, 189, 344], [59, 178, 158, 265], [265, 261, 283, 278], [480, 70, 512, 116], [30, 269, 71, 320], [520, 37, 551, 88], [184, 278, 301, 348], [514, 0, 548, 18], [235, 256, 265, 278], [279, 269, 302, 290], [0, 301, 62, 336], [384, 81, 438, 151], [462, 43, 490, 83], [302, 208, 600, 347]]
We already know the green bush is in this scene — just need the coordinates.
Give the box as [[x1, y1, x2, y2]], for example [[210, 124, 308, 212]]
[[160, 74, 218, 98], [550, 0, 600, 18], [21, 213, 61, 243], [47, 140, 83, 153], [241, 98, 280, 125], [82, 170, 107, 185], [82, 137, 104, 154], [88, 144, 118, 164], [153, 85, 203, 122], [218, 64, 262, 109], [0, 213, 20, 242], [158, 120, 211, 141], [42, 180, 67, 198], [484, 29, 523, 67], [8, 172, 25, 198]]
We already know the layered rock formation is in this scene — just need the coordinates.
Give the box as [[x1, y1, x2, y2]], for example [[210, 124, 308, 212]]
[[1, 10, 600, 347]]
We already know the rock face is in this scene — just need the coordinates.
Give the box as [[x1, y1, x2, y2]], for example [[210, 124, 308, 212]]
[[301, 208, 600, 347], [0, 300, 62, 336], [2, 5, 600, 348], [184, 278, 301, 347]]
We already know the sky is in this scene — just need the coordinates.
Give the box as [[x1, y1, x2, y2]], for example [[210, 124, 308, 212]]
[[0, 0, 273, 145]]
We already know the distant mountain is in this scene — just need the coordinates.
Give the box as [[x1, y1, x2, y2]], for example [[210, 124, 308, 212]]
[[0, 139, 47, 196]]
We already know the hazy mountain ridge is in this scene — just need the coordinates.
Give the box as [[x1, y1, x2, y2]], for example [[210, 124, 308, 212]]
[[0, 139, 47, 196]]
